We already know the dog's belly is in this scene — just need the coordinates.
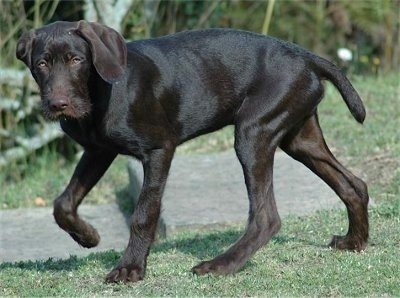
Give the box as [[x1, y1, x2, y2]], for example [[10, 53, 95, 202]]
[[173, 94, 238, 143]]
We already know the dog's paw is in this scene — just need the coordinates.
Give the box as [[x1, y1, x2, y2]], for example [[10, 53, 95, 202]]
[[69, 229, 100, 248], [192, 261, 214, 275], [105, 265, 144, 283], [329, 234, 367, 252], [192, 257, 238, 276]]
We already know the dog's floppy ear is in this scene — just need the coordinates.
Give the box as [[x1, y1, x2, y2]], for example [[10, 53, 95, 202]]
[[75, 20, 127, 83], [16, 29, 36, 68]]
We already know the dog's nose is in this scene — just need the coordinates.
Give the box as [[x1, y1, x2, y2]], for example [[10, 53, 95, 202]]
[[49, 96, 69, 111]]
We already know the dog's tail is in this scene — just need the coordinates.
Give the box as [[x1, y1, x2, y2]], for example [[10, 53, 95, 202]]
[[313, 56, 366, 123]]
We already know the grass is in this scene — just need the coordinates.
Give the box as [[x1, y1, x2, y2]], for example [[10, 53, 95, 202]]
[[1, 72, 399, 296], [1, 153, 130, 209], [1, 208, 398, 296]]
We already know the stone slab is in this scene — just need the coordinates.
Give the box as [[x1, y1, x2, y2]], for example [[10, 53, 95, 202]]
[[1, 150, 346, 263], [0, 204, 129, 262], [128, 150, 343, 237]]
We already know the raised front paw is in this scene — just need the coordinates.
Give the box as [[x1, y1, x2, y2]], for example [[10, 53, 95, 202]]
[[105, 264, 144, 283], [53, 203, 100, 248], [68, 229, 100, 248]]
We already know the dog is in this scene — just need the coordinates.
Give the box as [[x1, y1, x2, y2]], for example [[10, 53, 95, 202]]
[[16, 21, 369, 283]]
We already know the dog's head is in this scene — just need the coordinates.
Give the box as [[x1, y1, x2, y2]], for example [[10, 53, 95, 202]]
[[16, 21, 127, 121]]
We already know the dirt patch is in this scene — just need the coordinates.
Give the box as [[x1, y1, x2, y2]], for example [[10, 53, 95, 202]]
[[357, 153, 399, 189]]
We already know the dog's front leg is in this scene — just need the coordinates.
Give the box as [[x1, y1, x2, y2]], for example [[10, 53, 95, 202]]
[[53, 149, 117, 248], [106, 147, 175, 283]]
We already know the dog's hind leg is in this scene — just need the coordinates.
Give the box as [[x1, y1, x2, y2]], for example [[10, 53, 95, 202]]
[[192, 101, 286, 276], [280, 114, 369, 251], [192, 69, 330, 275]]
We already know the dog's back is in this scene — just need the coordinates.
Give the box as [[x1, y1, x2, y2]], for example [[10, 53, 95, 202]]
[[127, 29, 365, 140]]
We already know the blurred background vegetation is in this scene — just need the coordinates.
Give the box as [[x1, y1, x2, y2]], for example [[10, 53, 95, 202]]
[[0, 0, 399, 182], [2, 0, 399, 71]]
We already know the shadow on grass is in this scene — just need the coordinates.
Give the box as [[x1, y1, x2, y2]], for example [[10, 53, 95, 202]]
[[1, 192, 335, 274], [151, 228, 321, 259], [0, 228, 323, 274], [153, 228, 243, 259], [0, 230, 241, 273], [0, 250, 121, 272]]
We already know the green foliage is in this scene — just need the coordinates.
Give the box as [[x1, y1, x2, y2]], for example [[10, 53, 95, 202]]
[[1, 0, 399, 72], [0, 0, 61, 68], [1, 153, 130, 209]]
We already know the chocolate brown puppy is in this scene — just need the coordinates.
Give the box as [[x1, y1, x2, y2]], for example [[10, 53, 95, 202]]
[[16, 21, 369, 283]]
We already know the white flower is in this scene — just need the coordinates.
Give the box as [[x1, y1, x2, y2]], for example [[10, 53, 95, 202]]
[[337, 48, 353, 61]]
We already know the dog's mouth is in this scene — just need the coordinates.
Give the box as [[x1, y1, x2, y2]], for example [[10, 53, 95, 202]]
[[40, 97, 91, 122], [41, 109, 89, 122]]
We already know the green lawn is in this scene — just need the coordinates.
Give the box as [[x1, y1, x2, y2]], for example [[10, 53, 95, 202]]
[[1, 208, 398, 296], [1, 72, 399, 296]]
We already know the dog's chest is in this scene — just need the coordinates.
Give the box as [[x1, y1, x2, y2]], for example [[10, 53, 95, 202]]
[[61, 117, 137, 155]]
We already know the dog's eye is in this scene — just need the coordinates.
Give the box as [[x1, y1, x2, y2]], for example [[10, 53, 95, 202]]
[[37, 61, 47, 68], [71, 57, 82, 65]]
